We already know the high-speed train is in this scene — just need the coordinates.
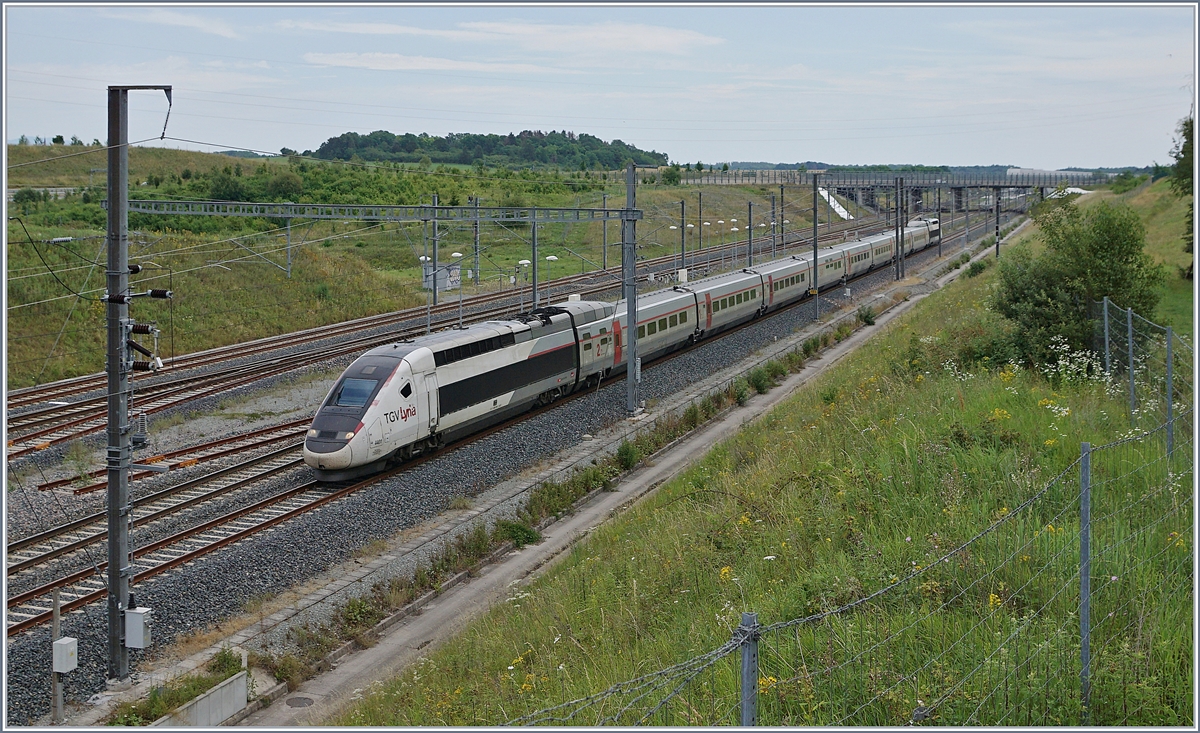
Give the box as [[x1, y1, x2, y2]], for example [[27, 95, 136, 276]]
[[303, 217, 939, 479]]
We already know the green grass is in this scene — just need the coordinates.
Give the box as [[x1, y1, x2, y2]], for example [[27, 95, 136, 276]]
[[1092, 179, 1193, 343], [328, 260, 1191, 726]]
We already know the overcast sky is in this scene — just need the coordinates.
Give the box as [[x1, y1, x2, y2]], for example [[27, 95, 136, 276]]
[[3, 3, 1195, 170]]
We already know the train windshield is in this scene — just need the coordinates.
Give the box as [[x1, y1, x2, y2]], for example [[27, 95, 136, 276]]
[[331, 378, 378, 407]]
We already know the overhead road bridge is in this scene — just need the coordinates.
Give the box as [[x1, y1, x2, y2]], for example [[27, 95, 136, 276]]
[[679, 168, 1101, 188]]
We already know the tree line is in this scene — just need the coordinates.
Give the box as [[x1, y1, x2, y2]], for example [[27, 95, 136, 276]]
[[298, 129, 667, 170]]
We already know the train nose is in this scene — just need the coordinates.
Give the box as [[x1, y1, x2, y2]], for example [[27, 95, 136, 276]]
[[303, 438, 354, 470]]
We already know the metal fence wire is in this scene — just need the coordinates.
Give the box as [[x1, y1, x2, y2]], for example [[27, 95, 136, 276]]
[[508, 306, 1193, 727]]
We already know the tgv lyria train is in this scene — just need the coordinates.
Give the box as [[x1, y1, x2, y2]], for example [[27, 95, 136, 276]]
[[303, 218, 940, 479]]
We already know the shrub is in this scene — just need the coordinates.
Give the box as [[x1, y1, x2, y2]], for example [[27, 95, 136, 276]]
[[616, 440, 640, 470], [733, 379, 750, 405], [494, 520, 540, 548], [856, 306, 876, 326], [966, 260, 987, 278], [748, 367, 771, 394], [765, 359, 788, 380]]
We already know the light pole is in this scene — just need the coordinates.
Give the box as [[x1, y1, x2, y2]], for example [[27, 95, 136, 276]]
[[451, 252, 464, 328], [686, 223, 694, 269], [545, 255, 559, 294], [518, 259, 531, 312]]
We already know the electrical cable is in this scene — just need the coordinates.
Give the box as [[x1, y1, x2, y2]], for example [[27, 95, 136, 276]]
[[8, 217, 103, 302]]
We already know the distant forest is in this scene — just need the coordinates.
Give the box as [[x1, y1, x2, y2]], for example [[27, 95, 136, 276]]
[[299, 130, 668, 169]]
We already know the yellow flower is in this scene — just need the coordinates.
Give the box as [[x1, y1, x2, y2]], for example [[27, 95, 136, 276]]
[[758, 676, 778, 694], [1039, 398, 1056, 408], [719, 566, 733, 582], [915, 374, 924, 383], [989, 408, 1012, 421], [1044, 438, 1057, 447], [738, 514, 751, 526], [988, 593, 1002, 609]]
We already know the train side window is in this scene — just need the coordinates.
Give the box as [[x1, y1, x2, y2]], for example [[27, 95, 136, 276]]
[[647, 321, 657, 335], [680, 310, 688, 323], [600, 337, 609, 345], [669, 314, 678, 328], [638, 325, 646, 339], [736, 293, 743, 304], [751, 289, 756, 299], [658, 317, 667, 331], [400, 382, 412, 398], [582, 331, 591, 341], [584, 342, 592, 351], [600, 327, 608, 335]]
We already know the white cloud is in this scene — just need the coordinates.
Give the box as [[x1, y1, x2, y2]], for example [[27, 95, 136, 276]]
[[100, 9, 243, 39], [277, 19, 482, 41], [278, 17, 724, 58], [302, 52, 568, 75], [456, 20, 724, 56]]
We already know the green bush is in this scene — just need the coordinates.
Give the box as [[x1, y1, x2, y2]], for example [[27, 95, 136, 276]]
[[856, 306, 876, 326], [733, 379, 750, 406], [616, 440, 640, 470], [966, 260, 988, 278], [749, 367, 771, 394], [494, 520, 540, 548]]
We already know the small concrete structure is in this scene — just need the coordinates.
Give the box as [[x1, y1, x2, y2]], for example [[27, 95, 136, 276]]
[[149, 671, 248, 727]]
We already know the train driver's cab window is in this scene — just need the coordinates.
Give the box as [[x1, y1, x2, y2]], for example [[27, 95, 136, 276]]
[[333, 378, 377, 407], [400, 382, 412, 398]]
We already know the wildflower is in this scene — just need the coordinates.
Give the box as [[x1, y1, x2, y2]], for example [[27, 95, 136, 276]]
[[763, 555, 776, 561], [719, 566, 733, 582], [915, 374, 924, 383], [738, 515, 751, 527], [989, 408, 1012, 421], [759, 676, 778, 694], [1038, 398, 1056, 408], [1044, 438, 1057, 447], [1110, 576, 1118, 582], [1019, 555, 1031, 562], [988, 593, 1002, 609], [905, 536, 912, 542]]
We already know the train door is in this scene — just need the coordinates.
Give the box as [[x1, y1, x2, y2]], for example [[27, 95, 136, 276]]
[[424, 372, 439, 433], [579, 329, 595, 373]]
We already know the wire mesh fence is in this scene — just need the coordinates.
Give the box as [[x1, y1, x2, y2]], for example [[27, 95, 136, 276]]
[[506, 305, 1193, 727]]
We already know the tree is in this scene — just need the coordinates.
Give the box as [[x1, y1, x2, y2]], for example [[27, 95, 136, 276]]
[[51, 134, 64, 145], [17, 135, 28, 145], [266, 171, 303, 200], [721, 163, 729, 172], [661, 163, 682, 185], [994, 199, 1165, 364], [1169, 116, 1192, 277], [70, 135, 84, 146]]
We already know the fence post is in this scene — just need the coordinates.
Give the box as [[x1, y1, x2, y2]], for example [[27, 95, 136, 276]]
[[738, 611, 760, 726], [1080, 442, 1092, 726], [1102, 297, 1111, 376], [1166, 326, 1174, 458], [1127, 307, 1137, 423]]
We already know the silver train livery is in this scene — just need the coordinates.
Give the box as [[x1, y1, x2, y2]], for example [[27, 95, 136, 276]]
[[304, 217, 939, 479]]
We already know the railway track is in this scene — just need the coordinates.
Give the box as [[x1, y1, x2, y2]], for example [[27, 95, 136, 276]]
[[6, 212, 903, 459], [5, 207, 1017, 638]]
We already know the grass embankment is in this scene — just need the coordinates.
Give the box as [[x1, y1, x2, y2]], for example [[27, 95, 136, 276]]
[[329, 258, 1191, 726], [1090, 179, 1193, 342], [7, 144, 848, 389]]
